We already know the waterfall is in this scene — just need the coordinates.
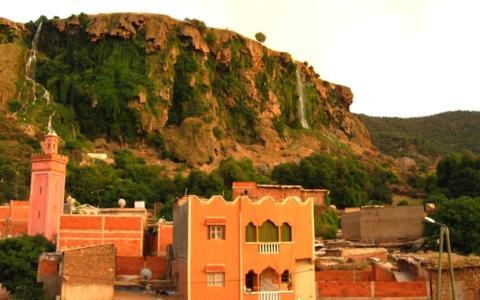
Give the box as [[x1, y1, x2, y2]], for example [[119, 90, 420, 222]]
[[25, 22, 51, 104], [295, 68, 309, 129]]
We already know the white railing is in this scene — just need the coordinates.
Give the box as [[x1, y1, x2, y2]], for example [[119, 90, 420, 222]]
[[258, 291, 279, 300], [258, 243, 279, 253]]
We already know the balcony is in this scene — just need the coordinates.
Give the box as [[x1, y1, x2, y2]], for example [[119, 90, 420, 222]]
[[258, 242, 279, 254], [258, 291, 279, 300]]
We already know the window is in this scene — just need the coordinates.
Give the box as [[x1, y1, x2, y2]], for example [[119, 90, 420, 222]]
[[207, 272, 224, 286], [281, 223, 292, 242], [245, 270, 258, 292], [259, 220, 279, 242], [208, 225, 225, 240], [245, 222, 256, 242], [281, 270, 289, 283]]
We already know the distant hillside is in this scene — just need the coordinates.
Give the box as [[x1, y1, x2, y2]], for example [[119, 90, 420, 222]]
[[358, 111, 480, 158]]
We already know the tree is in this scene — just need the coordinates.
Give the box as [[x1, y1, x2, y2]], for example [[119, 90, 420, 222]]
[[255, 32, 266, 43], [424, 196, 480, 254], [0, 235, 55, 299]]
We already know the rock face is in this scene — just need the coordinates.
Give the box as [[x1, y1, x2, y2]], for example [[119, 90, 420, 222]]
[[0, 13, 378, 168]]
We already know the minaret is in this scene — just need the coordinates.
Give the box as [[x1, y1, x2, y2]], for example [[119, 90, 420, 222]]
[[27, 121, 68, 241]]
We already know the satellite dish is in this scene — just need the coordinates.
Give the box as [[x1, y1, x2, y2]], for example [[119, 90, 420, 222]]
[[118, 198, 126, 208], [140, 268, 152, 281]]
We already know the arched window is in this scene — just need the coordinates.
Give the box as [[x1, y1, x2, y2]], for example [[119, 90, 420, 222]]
[[280, 270, 292, 290], [246, 222, 256, 242], [259, 220, 279, 242], [245, 270, 258, 292], [281, 270, 289, 283], [259, 267, 279, 291], [281, 222, 292, 242]]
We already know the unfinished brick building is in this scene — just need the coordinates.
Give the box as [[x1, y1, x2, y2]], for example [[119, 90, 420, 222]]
[[0, 200, 29, 238], [232, 181, 328, 206]]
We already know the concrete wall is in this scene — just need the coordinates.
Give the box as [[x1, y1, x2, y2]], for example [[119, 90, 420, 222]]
[[173, 198, 189, 299], [61, 244, 115, 300], [295, 259, 316, 300], [342, 206, 424, 242], [341, 210, 360, 240]]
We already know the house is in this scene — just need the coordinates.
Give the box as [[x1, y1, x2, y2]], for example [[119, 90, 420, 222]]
[[172, 194, 316, 300], [0, 200, 29, 238], [341, 205, 425, 243], [394, 252, 480, 299], [38, 244, 116, 300], [232, 181, 328, 206]]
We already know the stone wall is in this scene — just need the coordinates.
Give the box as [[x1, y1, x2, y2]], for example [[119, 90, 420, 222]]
[[61, 244, 115, 300]]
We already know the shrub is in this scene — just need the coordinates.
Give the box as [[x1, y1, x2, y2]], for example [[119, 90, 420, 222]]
[[255, 32, 266, 43]]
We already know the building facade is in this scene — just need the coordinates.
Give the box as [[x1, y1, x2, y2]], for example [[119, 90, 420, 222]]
[[172, 195, 316, 300]]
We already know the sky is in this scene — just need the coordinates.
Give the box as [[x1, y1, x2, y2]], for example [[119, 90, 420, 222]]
[[3, 0, 480, 117]]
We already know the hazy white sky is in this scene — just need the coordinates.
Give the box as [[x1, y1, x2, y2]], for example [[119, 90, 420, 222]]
[[3, 0, 480, 117]]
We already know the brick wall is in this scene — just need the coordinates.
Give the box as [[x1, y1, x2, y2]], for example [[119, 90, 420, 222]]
[[116, 256, 166, 279], [58, 215, 144, 257], [316, 270, 372, 282], [231, 181, 327, 205], [116, 256, 145, 276], [0, 201, 28, 238], [317, 281, 429, 298]]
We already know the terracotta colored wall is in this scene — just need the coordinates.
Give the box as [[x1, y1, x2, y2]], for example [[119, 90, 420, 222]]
[[375, 281, 428, 297], [146, 256, 166, 279], [0, 201, 29, 238], [316, 270, 372, 282], [58, 215, 144, 257], [115, 256, 166, 279], [157, 223, 173, 255], [116, 256, 145, 276], [38, 258, 59, 277], [317, 281, 429, 298], [318, 282, 371, 297], [372, 264, 396, 282]]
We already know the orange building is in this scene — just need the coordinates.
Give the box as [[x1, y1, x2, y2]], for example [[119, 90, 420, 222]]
[[27, 131, 68, 241], [232, 182, 328, 207], [172, 195, 316, 300]]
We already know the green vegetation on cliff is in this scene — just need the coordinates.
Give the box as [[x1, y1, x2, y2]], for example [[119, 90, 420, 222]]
[[271, 154, 396, 208]]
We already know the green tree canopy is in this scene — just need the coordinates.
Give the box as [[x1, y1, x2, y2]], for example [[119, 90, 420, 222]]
[[424, 196, 480, 255], [0, 235, 55, 299]]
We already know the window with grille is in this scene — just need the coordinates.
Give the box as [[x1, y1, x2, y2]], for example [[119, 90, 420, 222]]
[[207, 272, 225, 286], [208, 225, 225, 240]]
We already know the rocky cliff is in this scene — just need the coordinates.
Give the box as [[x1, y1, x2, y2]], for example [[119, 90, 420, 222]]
[[0, 13, 377, 170]]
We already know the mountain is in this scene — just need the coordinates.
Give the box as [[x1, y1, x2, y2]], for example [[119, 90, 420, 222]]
[[358, 111, 480, 160], [0, 13, 377, 169]]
